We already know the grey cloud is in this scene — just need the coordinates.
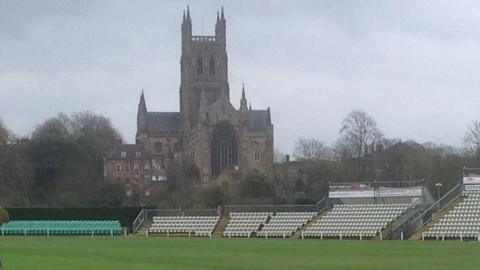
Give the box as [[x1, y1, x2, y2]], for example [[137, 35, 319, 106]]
[[1, 0, 479, 154]]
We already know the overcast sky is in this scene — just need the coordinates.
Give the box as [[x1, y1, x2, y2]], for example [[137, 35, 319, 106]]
[[1, 0, 480, 153]]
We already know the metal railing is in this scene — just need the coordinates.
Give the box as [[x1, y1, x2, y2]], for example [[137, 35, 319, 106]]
[[132, 209, 146, 233], [222, 201, 326, 214], [329, 180, 425, 189], [384, 205, 421, 240], [316, 197, 328, 212], [402, 183, 462, 239]]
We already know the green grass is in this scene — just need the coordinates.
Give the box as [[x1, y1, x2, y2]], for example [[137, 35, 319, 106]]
[[0, 237, 479, 270]]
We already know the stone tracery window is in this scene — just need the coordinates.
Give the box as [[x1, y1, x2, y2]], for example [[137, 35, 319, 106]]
[[211, 121, 238, 177], [209, 57, 215, 75], [154, 141, 162, 153], [197, 57, 203, 74]]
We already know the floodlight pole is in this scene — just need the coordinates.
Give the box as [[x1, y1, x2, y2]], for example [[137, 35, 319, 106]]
[[435, 182, 443, 213]]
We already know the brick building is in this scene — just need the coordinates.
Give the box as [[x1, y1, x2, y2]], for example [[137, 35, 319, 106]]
[[105, 144, 165, 197]]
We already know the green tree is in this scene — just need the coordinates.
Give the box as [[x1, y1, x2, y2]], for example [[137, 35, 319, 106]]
[[29, 111, 122, 206], [0, 118, 14, 145], [0, 119, 8, 145], [376, 141, 431, 181], [0, 206, 9, 225], [31, 113, 71, 140], [0, 144, 34, 206], [240, 172, 273, 198], [202, 186, 229, 208]]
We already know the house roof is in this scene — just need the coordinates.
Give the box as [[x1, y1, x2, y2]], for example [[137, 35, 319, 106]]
[[106, 144, 152, 160], [247, 110, 271, 132], [146, 112, 182, 134]]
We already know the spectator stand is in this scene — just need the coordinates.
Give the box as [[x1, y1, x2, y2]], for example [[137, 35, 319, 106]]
[[133, 208, 220, 237], [221, 201, 326, 238], [301, 180, 426, 240], [418, 168, 480, 241], [0, 220, 123, 237], [400, 183, 462, 240]]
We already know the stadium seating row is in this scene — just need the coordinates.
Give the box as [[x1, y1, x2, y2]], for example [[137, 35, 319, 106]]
[[146, 205, 412, 239], [146, 211, 320, 238], [303, 204, 411, 239], [223, 212, 271, 237], [257, 212, 317, 238], [424, 193, 480, 240], [0, 220, 122, 235], [222, 212, 322, 238], [148, 216, 220, 237]]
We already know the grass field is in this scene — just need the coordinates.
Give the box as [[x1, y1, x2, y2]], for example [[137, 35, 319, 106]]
[[0, 237, 479, 270]]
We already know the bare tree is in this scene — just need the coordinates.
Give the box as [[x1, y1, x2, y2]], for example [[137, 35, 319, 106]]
[[338, 109, 383, 178], [333, 136, 353, 160], [465, 121, 480, 155], [339, 109, 383, 158], [274, 148, 286, 163], [293, 138, 332, 161]]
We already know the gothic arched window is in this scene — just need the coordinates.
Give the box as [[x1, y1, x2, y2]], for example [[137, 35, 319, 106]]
[[154, 141, 162, 153], [197, 57, 203, 75], [211, 121, 238, 177], [209, 57, 215, 75]]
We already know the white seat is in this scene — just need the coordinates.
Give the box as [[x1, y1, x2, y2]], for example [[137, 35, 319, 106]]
[[148, 215, 219, 237], [425, 192, 480, 241], [303, 203, 411, 239]]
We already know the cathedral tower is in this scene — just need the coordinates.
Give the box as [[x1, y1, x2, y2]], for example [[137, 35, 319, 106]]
[[180, 7, 230, 129]]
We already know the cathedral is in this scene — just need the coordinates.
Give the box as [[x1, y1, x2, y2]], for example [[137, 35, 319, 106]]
[[135, 7, 274, 182]]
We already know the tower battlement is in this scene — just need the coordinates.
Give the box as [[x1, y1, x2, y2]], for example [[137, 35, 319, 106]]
[[191, 36, 216, 42], [182, 6, 225, 48]]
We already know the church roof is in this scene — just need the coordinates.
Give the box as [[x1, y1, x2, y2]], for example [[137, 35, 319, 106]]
[[146, 112, 182, 134], [247, 110, 272, 132], [106, 144, 152, 160]]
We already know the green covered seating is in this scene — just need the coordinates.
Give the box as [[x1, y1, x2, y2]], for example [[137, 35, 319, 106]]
[[0, 220, 122, 236]]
